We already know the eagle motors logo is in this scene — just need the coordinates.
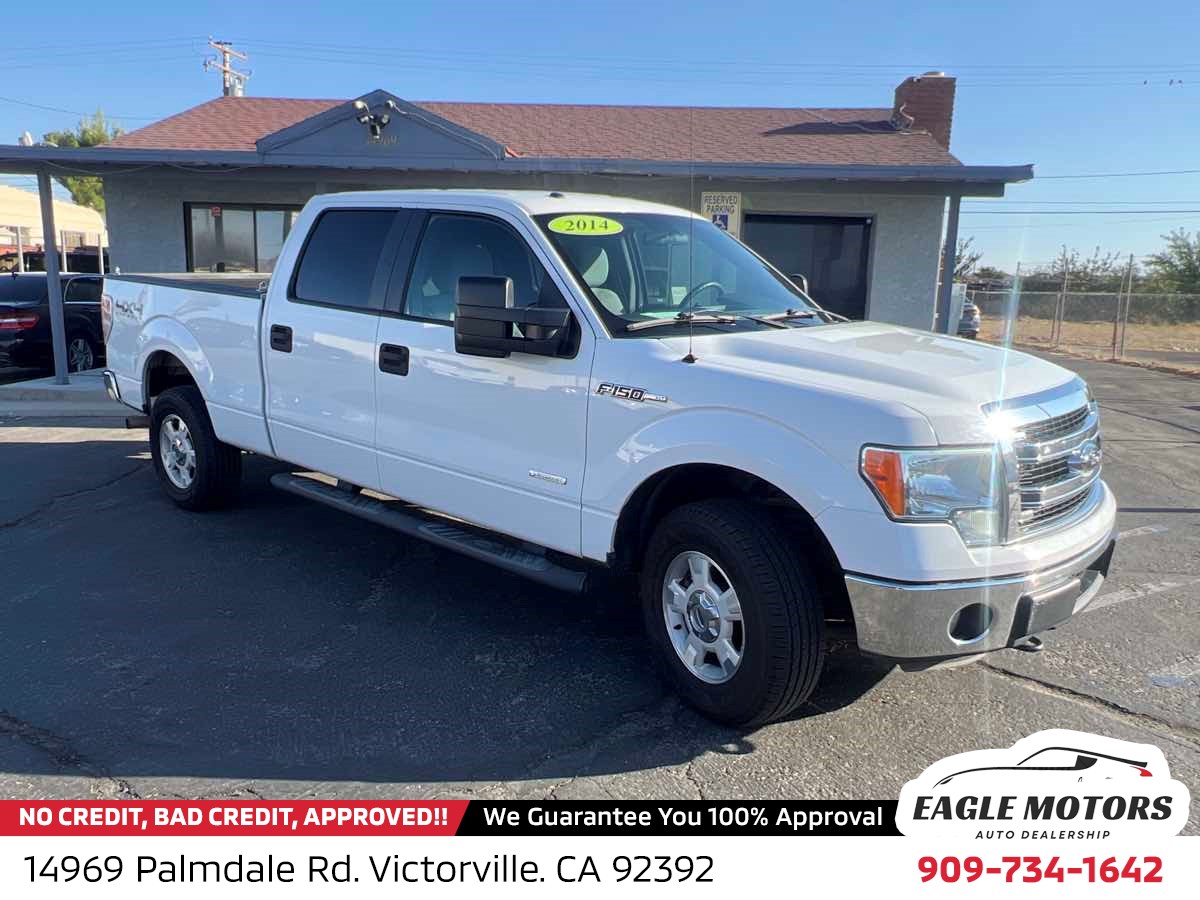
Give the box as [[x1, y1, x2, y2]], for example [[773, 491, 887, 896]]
[[896, 730, 1191, 840]]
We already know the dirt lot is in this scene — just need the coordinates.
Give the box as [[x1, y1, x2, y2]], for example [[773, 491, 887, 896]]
[[979, 318, 1200, 373]]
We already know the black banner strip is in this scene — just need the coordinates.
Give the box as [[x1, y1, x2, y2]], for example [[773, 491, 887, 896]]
[[456, 801, 900, 836]]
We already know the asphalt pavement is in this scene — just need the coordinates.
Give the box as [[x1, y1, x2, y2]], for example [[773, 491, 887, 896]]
[[0, 352, 1196, 831]]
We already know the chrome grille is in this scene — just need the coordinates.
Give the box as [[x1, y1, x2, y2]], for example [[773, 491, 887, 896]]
[[1021, 406, 1090, 443], [1018, 457, 1070, 487], [1008, 395, 1101, 539]]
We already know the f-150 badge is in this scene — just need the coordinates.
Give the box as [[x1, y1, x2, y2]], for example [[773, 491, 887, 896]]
[[596, 383, 667, 403]]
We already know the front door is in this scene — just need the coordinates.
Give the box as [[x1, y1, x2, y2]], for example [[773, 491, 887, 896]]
[[373, 210, 593, 555], [264, 207, 409, 489]]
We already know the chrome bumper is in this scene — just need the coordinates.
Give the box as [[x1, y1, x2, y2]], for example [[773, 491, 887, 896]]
[[844, 527, 1117, 660], [102, 369, 121, 403]]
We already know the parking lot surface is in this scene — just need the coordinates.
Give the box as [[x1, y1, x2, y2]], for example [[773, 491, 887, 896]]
[[1, 352, 1197, 832]]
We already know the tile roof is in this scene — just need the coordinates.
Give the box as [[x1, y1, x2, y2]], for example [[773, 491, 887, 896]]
[[106, 96, 961, 167]]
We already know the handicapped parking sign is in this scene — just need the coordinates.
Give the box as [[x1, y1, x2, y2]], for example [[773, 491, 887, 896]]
[[700, 192, 741, 238]]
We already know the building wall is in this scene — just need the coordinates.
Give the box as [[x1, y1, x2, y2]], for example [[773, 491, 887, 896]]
[[104, 170, 945, 330]]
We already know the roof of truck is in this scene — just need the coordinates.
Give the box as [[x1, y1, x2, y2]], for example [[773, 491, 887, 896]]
[[317, 189, 701, 218]]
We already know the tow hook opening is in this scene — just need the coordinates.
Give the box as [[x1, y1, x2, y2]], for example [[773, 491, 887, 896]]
[[948, 602, 995, 644]]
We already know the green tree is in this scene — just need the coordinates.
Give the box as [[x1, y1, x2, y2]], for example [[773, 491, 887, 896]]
[[1145, 229, 1200, 294], [1027, 244, 1127, 292], [42, 111, 123, 215]]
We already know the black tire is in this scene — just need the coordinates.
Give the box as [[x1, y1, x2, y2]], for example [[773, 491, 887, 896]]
[[66, 333, 99, 372], [640, 499, 824, 727], [150, 385, 242, 510]]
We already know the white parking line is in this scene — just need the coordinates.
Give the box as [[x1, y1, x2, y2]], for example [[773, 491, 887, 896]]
[[1090, 577, 1200, 612], [1116, 524, 1169, 540]]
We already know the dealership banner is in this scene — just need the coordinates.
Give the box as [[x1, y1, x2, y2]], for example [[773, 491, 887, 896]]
[[1, 732, 1195, 896]]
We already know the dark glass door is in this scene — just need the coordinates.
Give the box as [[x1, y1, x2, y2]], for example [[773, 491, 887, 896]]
[[742, 214, 872, 319]]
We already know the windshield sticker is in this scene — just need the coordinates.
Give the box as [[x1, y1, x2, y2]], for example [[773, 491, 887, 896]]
[[547, 215, 623, 236]]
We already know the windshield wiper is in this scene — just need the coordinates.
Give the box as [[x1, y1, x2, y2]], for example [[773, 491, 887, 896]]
[[624, 310, 738, 332], [759, 307, 818, 321]]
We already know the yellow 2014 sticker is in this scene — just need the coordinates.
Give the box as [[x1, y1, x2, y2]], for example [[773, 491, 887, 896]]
[[547, 214, 623, 236]]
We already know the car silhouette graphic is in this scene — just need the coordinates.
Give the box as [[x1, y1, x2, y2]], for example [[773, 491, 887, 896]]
[[934, 746, 1154, 787]]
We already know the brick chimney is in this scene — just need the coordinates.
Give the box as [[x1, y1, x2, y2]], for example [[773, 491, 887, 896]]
[[892, 71, 956, 149]]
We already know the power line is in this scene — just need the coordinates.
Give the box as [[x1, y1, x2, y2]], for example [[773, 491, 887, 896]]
[[964, 199, 1200, 205], [223, 38, 1200, 74], [961, 209, 1200, 215], [0, 94, 161, 120], [1037, 169, 1200, 180]]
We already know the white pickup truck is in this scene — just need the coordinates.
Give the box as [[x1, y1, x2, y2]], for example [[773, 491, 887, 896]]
[[102, 190, 1117, 725]]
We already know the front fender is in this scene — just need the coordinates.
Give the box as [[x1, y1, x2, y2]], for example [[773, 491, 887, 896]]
[[580, 406, 875, 561]]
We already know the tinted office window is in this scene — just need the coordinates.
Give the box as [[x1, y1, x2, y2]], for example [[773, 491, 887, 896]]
[[404, 214, 566, 322], [742, 214, 872, 320], [189, 207, 256, 273], [65, 277, 102, 302], [292, 209, 396, 310], [254, 209, 300, 272], [187, 205, 301, 273]]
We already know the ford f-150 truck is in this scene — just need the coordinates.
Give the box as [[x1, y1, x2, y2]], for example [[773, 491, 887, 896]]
[[102, 190, 1116, 725]]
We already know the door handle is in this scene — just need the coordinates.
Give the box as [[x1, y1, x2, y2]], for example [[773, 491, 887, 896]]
[[270, 324, 292, 353], [379, 343, 409, 376]]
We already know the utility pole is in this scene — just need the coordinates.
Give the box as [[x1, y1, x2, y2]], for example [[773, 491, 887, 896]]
[[1054, 247, 1070, 346], [204, 39, 250, 97]]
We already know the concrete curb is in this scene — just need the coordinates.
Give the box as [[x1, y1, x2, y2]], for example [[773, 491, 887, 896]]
[[0, 371, 111, 403]]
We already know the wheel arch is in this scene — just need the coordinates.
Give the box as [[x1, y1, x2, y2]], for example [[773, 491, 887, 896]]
[[610, 462, 852, 622], [141, 348, 200, 413]]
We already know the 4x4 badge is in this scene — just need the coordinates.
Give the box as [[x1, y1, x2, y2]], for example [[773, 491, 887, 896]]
[[596, 383, 667, 403]]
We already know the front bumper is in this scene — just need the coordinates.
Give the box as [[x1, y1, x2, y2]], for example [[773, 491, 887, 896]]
[[844, 522, 1117, 660]]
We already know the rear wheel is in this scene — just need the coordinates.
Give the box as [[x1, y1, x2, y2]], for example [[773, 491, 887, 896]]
[[640, 499, 824, 726], [150, 385, 242, 510]]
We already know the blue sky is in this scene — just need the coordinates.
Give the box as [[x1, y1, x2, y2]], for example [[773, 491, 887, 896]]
[[2, 0, 1197, 271]]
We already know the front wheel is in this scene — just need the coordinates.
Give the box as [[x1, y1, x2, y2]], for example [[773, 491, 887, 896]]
[[150, 385, 242, 510], [641, 500, 824, 726]]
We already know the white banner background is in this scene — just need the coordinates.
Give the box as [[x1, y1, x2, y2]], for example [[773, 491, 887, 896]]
[[2, 836, 1197, 898]]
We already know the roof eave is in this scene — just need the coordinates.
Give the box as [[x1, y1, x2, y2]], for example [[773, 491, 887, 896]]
[[0, 145, 1033, 188]]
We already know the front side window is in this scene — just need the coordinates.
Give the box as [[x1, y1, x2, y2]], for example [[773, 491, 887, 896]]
[[536, 212, 824, 336], [292, 209, 397, 310], [404, 214, 565, 322], [65, 277, 102, 302]]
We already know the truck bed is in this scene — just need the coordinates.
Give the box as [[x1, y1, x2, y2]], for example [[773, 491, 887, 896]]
[[105, 273, 271, 454]]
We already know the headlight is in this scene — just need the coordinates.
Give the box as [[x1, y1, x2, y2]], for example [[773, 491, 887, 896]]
[[860, 446, 1007, 546]]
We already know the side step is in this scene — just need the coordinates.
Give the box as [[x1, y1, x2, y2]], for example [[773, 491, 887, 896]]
[[270, 473, 588, 594]]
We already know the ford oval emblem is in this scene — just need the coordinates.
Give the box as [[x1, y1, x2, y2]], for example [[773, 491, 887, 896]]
[[1068, 439, 1103, 476]]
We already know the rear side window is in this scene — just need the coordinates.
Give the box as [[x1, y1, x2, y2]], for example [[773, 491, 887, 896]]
[[65, 278, 102, 302], [292, 209, 397, 310]]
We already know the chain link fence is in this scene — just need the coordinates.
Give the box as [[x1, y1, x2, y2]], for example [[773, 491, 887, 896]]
[[972, 290, 1200, 370]]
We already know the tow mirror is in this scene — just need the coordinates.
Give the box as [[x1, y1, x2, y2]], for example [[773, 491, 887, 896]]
[[789, 273, 810, 294], [454, 275, 573, 358]]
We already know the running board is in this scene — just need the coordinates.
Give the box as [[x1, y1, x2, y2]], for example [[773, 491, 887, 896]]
[[270, 473, 588, 594]]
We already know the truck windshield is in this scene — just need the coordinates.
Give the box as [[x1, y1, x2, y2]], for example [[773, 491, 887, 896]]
[[534, 213, 827, 335]]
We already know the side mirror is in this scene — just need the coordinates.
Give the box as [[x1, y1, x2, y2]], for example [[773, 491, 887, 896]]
[[454, 275, 573, 358], [788, 273, 810, 295]]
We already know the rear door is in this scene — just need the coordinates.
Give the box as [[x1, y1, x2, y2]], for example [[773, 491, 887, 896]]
[[264, 207, 410, 489]]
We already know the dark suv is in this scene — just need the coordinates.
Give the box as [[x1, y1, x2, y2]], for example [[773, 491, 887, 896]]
[[0, 273, 105, 372]]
